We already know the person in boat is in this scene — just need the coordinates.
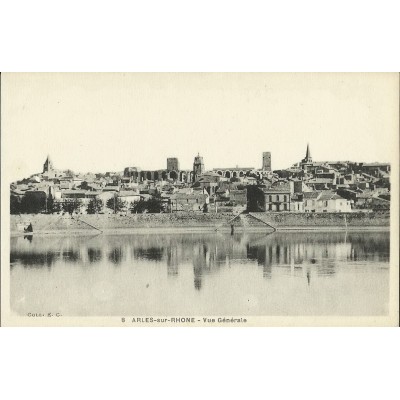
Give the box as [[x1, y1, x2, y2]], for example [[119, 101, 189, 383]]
[[24, 223, 33, 233]]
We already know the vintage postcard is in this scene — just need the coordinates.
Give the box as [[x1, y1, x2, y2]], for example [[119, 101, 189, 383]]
[[1, 72, 398, 326]]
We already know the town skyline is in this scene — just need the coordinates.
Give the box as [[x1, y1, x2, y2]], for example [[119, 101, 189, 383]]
[[10, 144, 392, 183], [3, 73, 398, 184]]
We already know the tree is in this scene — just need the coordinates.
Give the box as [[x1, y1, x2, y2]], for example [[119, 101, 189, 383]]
[[246, 186, 265, 212], [146, 197, 164, 213], [86, 198, 104, 214], [20, 193, 46, 214], [130, 199, 146, 213], [10, 195, 21, 214], [47, 195, 62, 214], [130, 194, 164, 214], [106, 196, 127, 213], [62, 199, 82, 215]]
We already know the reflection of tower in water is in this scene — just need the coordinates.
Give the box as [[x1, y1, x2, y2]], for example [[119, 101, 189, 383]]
[[108, 246, 124, 264], [245, 236, 351, 279], [191, 241, 223, 290], [192, 243, 208, 290], [167, 246, 179, 276], [87, 248, 103, 263]]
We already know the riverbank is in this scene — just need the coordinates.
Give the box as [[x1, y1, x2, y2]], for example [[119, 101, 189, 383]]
[[10, 211, 390, 235]]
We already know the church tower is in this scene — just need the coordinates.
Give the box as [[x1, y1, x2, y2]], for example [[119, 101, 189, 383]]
[[192, 153, 205, 182], [304, 143, 312, 163], [43, 155, 53, 173], [300, 144, 313, 170]]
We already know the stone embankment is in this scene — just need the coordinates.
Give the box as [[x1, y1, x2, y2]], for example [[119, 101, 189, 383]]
[[10, 211, 390, 235]]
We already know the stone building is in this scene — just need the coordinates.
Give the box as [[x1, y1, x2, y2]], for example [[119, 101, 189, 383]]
[[303, 191, 321, 212], [315, 192, 352, 212], [300, 143, 313, 171], [167, 157, 180, 171], [290, 193, 304, 212], [263, 181, 293, 211], [212, 167, 255, 179], [304, 191, 351, 213], [124, 155, 201, 184], [361, 163, 391, 177], [246, 182, 293, 212], [262, 152, 271, 171], [169, 191, 209, 212], [43, 155, 53, 173], [193, 153, 205, 182], [229, 189, 247, 206], [196, 172, 221, 195]]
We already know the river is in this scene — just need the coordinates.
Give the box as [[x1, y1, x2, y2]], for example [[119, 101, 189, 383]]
[[10, 230, 390, 316]]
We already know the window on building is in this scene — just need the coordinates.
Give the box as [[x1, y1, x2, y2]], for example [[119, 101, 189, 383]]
[[269, 195, 272, 202], [284, 195, 287, 202]]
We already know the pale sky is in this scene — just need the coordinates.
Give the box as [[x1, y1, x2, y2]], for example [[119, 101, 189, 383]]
[[2, 73, 398, 183]]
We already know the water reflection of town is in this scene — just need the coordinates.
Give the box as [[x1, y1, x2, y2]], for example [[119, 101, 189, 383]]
[[11, 231, 390, 290]]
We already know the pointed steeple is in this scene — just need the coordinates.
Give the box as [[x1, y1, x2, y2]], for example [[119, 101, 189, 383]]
[[306, 143, 311, 160], [43, 154, 53, 173]]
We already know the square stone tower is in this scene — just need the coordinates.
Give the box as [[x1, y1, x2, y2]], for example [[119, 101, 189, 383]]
[[262, 152, 271, 171], [167, 157, 180, 171]]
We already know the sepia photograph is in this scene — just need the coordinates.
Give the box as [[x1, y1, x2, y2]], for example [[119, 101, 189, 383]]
[[1, 72, 398, 326], [2, 3, 400, 400]]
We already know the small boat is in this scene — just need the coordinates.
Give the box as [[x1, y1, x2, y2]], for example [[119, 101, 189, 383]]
[[24, 223, 33, 233]]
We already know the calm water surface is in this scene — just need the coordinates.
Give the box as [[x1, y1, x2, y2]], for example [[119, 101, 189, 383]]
[[10, 231, 390, 316]]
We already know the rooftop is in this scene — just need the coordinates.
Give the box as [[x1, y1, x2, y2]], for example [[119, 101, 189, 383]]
[[363, 163, 390, 167], [303, 191, 321, 199], [319, 192, 344, 201]]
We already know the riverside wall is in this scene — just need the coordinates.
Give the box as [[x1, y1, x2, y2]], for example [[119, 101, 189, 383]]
[[10, 211, 390, 234], [247, 211, 390, 228]]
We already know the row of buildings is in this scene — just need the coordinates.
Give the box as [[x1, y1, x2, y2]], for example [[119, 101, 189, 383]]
[[10, 146, 391, 214]]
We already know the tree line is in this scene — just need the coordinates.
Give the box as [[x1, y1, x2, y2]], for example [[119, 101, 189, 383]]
[[10, 194, 165, 215]]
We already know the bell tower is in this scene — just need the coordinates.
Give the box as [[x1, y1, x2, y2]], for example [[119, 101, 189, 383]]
[[303, 143, 312, 163], [43, 155, 53, 173], [300, 144, 313, 170], [192, 153, 205, 182]]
